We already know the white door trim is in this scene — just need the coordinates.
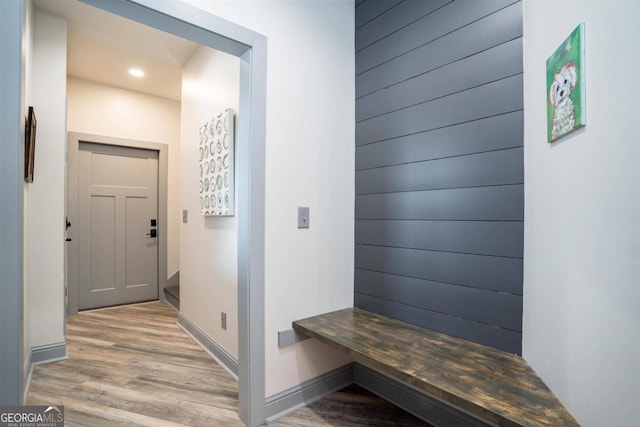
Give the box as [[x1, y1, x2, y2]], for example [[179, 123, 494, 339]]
[[67, 132, 169, 315]]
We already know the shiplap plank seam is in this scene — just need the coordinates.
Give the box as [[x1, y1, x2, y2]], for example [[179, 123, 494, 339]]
[[355, 148, 523, 194], [354, 276, 523, 332], [354, 291, 522, 333], [355, 267, 523, 297], [355, 246, 523, 295], [356, 3, 523, 97], [357, 73, 523, 124], [356, 0, 453, 52], [356, 37, 522, 102], [356, 38, 523, 121], [355, 186, 525, 222], [355, 0, 403, 30], [356, 109, 524, 147], [356, 183, 525, 197], [356, 146, 523, 172], [355, 244, 523, 261], [356, 111, 524, 170], [356, 1, 520, 76], [356, 75, 523, 145], [355, 219, 523, 258]]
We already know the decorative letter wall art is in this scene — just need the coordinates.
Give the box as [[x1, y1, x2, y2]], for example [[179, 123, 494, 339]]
[[547, 23, 586, 143], [199, 108, 234, 216]]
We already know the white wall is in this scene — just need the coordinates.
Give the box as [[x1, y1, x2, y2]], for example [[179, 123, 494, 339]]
[[523, 2, 640, 426], [27, 10, 67, 349], [180, 45, 240, 358], [181, 0, 355, 396], [66, 77, 182, 277]]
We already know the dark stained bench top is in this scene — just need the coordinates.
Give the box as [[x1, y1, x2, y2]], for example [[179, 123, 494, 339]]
[[293, 307, 579, 427]]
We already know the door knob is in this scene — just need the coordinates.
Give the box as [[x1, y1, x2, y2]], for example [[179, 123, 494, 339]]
[[145, 229, 157, 238]]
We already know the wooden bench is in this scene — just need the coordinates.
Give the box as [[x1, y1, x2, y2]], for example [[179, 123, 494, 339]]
[[293, 307, 579, 427]]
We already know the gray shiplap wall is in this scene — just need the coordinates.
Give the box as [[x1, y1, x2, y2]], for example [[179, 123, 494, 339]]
[[354, 0, 524, 354]]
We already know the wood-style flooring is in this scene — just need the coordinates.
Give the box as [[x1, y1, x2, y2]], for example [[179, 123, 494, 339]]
[[27, 302, 427, 426], [270, 384, 428, 427]]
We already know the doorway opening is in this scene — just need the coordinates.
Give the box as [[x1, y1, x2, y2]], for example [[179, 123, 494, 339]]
[[28, 1, 266, 425]]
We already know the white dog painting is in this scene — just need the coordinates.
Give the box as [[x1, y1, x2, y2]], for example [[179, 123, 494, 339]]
[[546, 23, 585, 142], [549, 62, 577, 140]]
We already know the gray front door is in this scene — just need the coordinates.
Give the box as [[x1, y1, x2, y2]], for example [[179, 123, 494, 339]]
[[77, 142, 159, 310]]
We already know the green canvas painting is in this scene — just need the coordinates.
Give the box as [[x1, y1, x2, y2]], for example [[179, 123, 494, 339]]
[[546, 23, 586, 142]]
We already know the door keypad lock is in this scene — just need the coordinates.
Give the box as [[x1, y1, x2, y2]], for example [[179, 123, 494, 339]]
[[146, 219, 157, 238]]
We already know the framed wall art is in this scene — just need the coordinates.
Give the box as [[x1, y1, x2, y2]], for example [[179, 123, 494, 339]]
[[24, 106, 37, 183], [199, 108, 235, 216], [547, 23, 586, 143]]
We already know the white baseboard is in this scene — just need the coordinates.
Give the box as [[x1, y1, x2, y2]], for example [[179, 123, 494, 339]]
[[23, 342, 67, 403], [264, 364, 354, 423], [177, 313, 238, 380], [31, 342, 67, 365]]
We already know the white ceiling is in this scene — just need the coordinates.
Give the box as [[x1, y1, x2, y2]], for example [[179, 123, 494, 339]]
[[34, 0, 200, 101]]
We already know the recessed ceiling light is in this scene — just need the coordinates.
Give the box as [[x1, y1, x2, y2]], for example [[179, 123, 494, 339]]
[[128, 68, 145, 77]]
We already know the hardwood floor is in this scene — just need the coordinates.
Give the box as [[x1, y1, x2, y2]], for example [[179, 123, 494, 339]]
[[272, 384, 428, 427], [27, 302, 427, 426], [28, 302, 241, 426]]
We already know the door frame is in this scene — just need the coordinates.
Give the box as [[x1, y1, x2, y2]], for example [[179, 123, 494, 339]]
[[0, 0, 26, 405], [3, 1, 267, 423], [67, 132, 169, 315], [80, 1, 267, 426]]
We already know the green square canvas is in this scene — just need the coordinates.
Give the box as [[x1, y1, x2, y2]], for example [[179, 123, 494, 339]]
[[546, 23, 586, 142]]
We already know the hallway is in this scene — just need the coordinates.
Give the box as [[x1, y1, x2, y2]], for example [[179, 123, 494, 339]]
[[27, 302, 427, 426], [27, 302, 241, 425]]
